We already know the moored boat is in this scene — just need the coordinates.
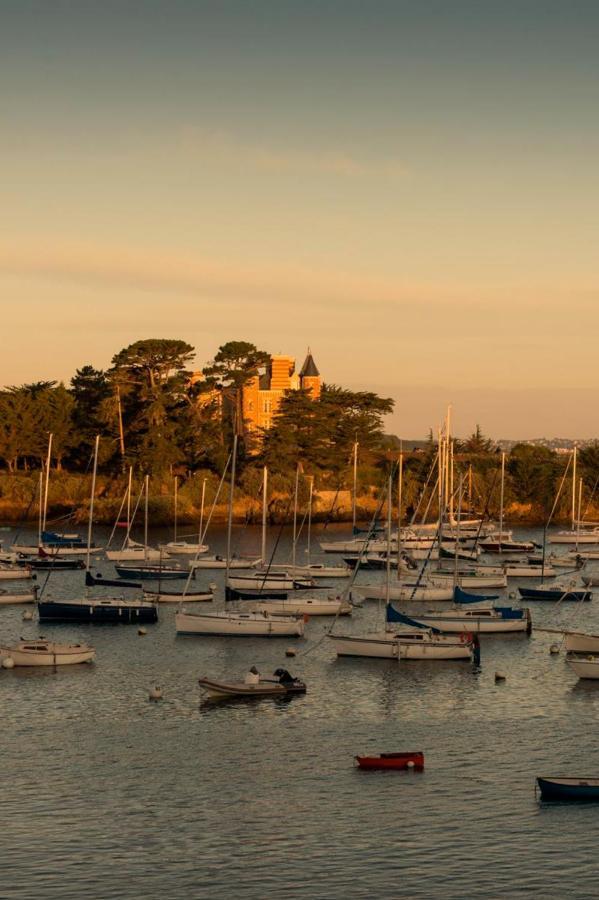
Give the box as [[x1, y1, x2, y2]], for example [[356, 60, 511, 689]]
[[567, 656, 599, 679], [564, 631, 599, 654], [199, 669, 306, 700], [0, 586, 38, 605], [518, 585, 591, 602], [115, 563, 190, 580], [0, 639, 95, 666], [143, 588, 214, 603], [248, 596, 352, 616], [38, 597, 158, 624], [0, 563, 33, 580], [356, 752, 424, 771], [175, 609, 305, 637], [537, 777, 599, 801]]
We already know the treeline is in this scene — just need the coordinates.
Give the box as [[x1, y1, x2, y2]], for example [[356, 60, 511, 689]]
[[0, 338, 393, 486]]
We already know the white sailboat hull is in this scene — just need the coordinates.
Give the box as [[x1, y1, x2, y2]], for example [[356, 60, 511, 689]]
[[565, 633, 599, 654], [189, 557, 260, 570], [160, 542, 209, 555], [227, 575, 313, 591], [0, 567, 32, 581], [406, 612, 528, 634], [175, 610, 305, 636], [105, 547, 166, 561], [504, 565, 557, 578], [0, 589, 36, 605], [0, 641, 95, 666], [249, 597, 351, 616], [328, 632, 471, 659], [12, 545, 100, 557], [567, 657, 599, 679], [269, 564, 351, 578], [427, 573, 507, 589], [357, 584, 455, 602], [548, 531, 599, 544]]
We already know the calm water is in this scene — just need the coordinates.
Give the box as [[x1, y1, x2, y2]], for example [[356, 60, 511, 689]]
[[2, 523, 599, 899]]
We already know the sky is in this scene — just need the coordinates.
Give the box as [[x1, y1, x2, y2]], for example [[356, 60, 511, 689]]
[[1, 0, 598, 439]]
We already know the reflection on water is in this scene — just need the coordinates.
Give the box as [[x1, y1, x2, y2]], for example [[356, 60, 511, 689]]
[[1, 523, 599, 898]]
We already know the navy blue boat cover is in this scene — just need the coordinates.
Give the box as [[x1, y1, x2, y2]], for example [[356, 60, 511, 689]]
[[85, 571, 142, 589], [386, 604, 442, 634], [454, 586, 499, 604]]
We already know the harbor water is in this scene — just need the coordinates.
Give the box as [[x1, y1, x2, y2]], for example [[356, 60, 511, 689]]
[[1, 524, 599, 899]]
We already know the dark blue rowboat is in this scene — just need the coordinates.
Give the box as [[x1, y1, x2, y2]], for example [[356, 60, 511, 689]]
[[537, 777, 599, 802], [519, 586, 591, 602]]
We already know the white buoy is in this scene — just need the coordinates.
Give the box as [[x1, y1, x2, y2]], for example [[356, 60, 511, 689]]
[[509, 592, 516, 600], [406, 760, 415, 769], [285, 647, 297, 658], [549, 643, 560, 655], [149, 686, 163, 701], [22, 610, 33, 621], [2, 657, 15, 669], [209, 582, 217, 592], [495, 671, 506, 682], [138, 627, 147, 636]]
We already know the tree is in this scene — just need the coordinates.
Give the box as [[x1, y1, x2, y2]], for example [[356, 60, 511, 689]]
[[203, 341, 270, 440], [508, 444, 560, 512], [70, 366, 111, 467], [260, 384, 394, 478], [462, 425, 495, 455], [108, 339, 195, 473]]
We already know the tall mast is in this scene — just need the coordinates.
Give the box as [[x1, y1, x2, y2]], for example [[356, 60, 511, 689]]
[[116, 385, 126, 467], [385, 474, 392, 608], [307, 475, 314, 566], [572, 445, 577, 530], [454, 475, 463, 588], [499, 452, 506, 543], [126, 466, 132, 533], [225, 434, 238, 584], [577, 477, 583, 549], [397, 453, 403, 581], [292, 463, 300, 569], [173, 475, 178, 543], [144, 475, 149, 562], [42, 432, 53, 534], [437, 428, 443, 528], [352, 440, 359, 533], [261, 466, 268, 565], [37, 470, 43, 547], [199, 477, 207, 545], [86, 435, 100, 572]]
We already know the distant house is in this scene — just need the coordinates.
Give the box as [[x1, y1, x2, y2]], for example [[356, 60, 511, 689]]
[[243, 350, 321, 432]]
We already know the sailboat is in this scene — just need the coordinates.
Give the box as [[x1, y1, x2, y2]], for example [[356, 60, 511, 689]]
[[186, 461, 259, 570], [105, 470, 167, 562], [0, 639, 95, 667], [12, 447, 101, 557], [549, 448, 599, 544], [328, 476, 477, 660], [114, 477, 188, 579], [267, 471, 351, 578], [38, 437, 158, 625], [175, 435, 305, 637], [160, 475, 210, 555], [398, 587, 532, 634]]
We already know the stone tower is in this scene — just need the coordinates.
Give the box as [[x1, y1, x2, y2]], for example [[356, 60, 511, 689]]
[[299, 350, 321, 399]]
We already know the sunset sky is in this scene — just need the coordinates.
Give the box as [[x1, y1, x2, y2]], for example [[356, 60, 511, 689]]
[[1, 1, 598, 438]]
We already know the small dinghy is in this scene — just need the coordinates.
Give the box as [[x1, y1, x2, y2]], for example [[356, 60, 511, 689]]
[[355, 752, 424, 771], [567, 655, 599, 679], [0, 639, 95, 666], [0, 563, 34, 580], [537, 777, 599, 802], [143, 587, 214, 603], [518, 585, 592, 602], [564, 632, 599, 654], [0, 586, 38, 605], [198, 668, 306, 700]]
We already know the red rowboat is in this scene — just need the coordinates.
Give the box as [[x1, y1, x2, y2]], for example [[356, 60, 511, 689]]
[[355, 752, 424, 771]]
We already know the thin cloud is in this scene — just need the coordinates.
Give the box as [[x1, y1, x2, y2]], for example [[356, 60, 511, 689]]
[[177, 127, 410, 179]]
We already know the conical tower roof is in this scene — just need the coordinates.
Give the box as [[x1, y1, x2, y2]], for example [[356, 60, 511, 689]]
[[299, 349, 319, 378]]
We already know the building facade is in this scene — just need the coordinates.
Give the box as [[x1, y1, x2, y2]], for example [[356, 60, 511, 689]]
[[243, 351, 321, 432]]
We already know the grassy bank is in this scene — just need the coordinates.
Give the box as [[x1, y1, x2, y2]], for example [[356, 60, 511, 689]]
[[0, 472, 583, 528]]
